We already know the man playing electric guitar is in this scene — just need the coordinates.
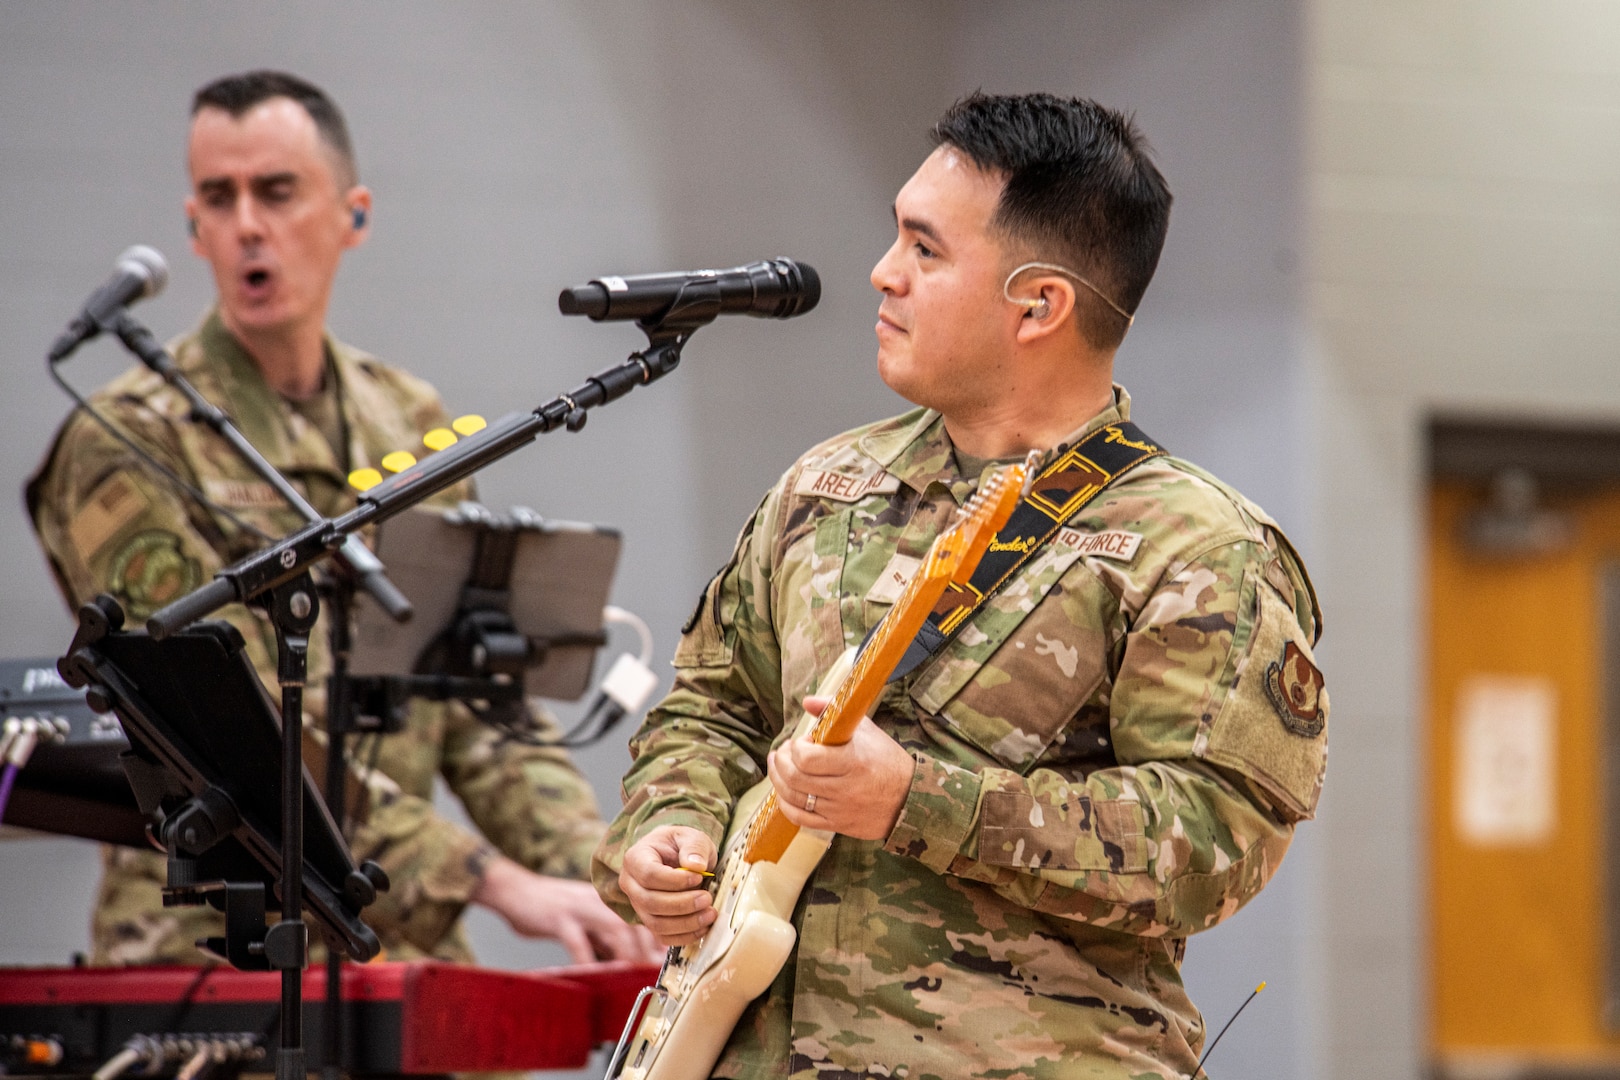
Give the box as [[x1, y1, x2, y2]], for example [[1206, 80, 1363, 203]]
[[593, 92, 1328, 1080]]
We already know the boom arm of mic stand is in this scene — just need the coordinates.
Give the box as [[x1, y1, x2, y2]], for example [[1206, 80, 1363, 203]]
[[110, 313, 413, 624], [147, 337, 686, 639]]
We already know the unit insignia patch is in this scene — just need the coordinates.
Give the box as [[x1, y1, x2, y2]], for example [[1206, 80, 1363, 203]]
[[1264, 640, 1326, 737], [108, 530, 203, 618]]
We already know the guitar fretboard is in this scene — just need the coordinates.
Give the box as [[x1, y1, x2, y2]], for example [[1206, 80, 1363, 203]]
[[739, 469, 1019, 864]]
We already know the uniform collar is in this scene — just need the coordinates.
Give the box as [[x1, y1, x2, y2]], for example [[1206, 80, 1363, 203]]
[[1048, 383, 1132, 455], [856, 384, 1134, 500], [190, 308, 350, 480]]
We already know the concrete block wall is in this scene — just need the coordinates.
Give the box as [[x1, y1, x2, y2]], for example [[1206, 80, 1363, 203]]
[[1311, 2, 1620, 1076]]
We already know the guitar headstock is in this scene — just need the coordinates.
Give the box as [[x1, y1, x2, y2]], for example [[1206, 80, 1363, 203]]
[[948, 453, 1033, 583]]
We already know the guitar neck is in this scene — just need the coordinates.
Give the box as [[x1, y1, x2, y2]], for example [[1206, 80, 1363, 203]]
[[806, 572, 957, 747], [739, 460, 1024, 865]]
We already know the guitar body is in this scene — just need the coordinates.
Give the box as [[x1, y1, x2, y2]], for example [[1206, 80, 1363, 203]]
[[614, 653, 851, 1080], [606, 462, 1027, 1080]]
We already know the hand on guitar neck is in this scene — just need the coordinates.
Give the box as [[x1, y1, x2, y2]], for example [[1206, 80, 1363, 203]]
[[618, 461, 1030, 954], [766, 695, 914, 840]]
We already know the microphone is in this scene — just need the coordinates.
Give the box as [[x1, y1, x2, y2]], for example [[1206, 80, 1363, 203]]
[[49, 245, 169, 362], [558, 257, 820, 324]]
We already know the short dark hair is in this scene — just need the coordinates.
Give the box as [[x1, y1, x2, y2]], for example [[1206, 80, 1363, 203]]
[[191, 70, 358, 185], [931, 91, 1171, 350]]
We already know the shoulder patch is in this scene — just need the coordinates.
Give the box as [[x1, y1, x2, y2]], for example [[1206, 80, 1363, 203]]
[[1264, 641, 1326, 737], [793, 467, 900, 503], [1056, 527, 1143, 562], [107, 530, 203, 618], [1201, 571, 1328, 820], [69, 473, 148, 560]]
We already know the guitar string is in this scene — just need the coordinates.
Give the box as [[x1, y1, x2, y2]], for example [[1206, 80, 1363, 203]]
[[789, 505, 967, 787]]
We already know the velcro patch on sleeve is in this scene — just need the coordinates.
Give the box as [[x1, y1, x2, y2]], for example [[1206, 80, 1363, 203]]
[[793, 467, 900, 503], [1201, 570, 1328, 820], [865, 552, 920, 606], [1056, 527, 1144, 562], [68, 473, 148, 560]]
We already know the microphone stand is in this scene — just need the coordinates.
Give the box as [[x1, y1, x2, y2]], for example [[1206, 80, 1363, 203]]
[[100, 311, 417, 1080], [322, 570, 355, 1080], [142, 313, 709, 1080]]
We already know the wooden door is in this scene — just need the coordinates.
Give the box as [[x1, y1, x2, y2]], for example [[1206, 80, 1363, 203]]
[[1429, 482, 1620, 1069]]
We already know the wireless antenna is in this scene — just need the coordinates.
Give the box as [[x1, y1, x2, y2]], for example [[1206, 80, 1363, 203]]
[[1193, 981, 1266, 1078]]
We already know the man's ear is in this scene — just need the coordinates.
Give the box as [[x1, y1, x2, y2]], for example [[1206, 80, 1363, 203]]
[[1013, 275, 1077, 345], [344, 186, 374, 249], [184, 194, 203, 257]]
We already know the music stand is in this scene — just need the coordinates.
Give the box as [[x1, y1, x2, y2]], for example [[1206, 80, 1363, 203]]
[[58, 597, 387, 967]]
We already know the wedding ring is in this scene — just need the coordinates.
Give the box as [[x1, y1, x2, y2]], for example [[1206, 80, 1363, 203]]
[[804, 793, 817, 813]]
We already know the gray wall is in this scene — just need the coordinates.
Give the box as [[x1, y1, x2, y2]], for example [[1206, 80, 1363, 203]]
[[0, 3, 1316, 1077], [1309, 3, 1620, 1077]]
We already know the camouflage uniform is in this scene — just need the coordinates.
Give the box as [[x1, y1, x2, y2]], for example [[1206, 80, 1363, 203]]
[[594, 386, 1327, 1079], [27, 310, 604, 965]]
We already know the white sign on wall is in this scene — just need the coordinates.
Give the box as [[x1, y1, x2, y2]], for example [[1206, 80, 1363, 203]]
[[1453, 674, 1558, 847]]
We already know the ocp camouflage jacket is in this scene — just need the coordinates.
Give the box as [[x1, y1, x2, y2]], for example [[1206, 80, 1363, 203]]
[[595, 385, 1326, 1079], [28, 311, 604, 964]]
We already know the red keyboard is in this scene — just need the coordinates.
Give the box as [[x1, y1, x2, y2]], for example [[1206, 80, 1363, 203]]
[[0, 960, 660, 1074]]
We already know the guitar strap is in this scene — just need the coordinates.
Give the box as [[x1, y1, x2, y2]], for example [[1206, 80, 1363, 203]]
[[886, 420, 1167, 683]]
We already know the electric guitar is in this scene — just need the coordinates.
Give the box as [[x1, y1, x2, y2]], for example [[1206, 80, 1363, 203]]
[[605, 458, 1030, 1080]]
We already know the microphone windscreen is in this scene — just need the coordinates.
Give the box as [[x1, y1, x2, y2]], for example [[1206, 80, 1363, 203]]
[[118, 245, 169, 299], [558, 283, 608, 318], [793, 261, 821, 315]]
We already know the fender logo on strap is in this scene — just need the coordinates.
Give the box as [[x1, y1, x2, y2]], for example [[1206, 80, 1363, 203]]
[[887, 419, 1166, 683], [1024, 448, 1112, 523], [1104, 425, 1158, 452]]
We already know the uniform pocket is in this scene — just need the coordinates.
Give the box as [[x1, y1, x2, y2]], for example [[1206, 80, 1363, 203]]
[[673, 507, 765, 670], [979, 787, 1147, 872], [911, 559, 1111, 773], [673, 565, 736, 669]]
